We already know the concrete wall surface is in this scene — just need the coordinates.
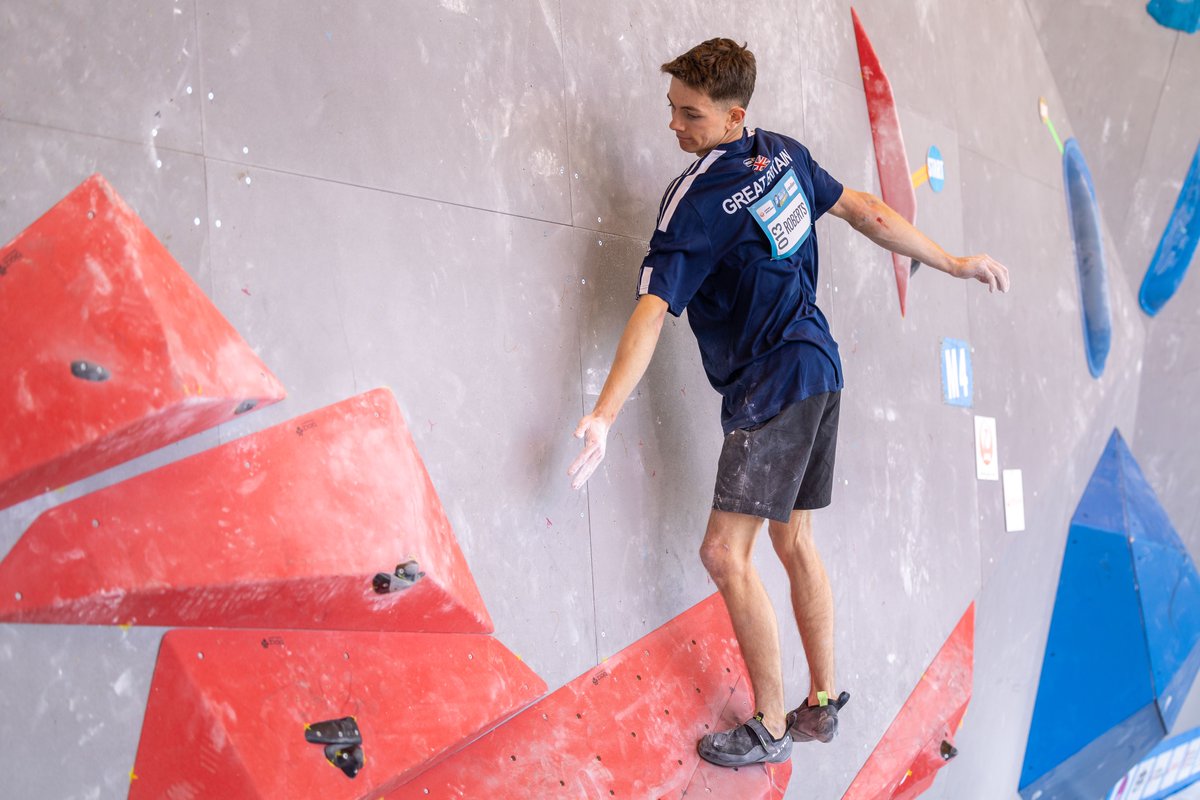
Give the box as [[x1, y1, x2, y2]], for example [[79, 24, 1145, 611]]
[[0, 1, 1196, 798]]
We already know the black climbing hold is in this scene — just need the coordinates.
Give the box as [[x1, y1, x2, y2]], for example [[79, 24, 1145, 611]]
[[325, 743, 364, 778], [70, 361, 110, 382], [305, 716, 361, 746], [306, 717, 364, 778], [910, 259, 922, 276], [940, 739, 958, 761], [372, 560, 425, 594], [234, 399, 258, 415]]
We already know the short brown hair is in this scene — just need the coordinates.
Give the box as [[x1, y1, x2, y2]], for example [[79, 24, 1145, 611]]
[[661, 38, 756, 108]]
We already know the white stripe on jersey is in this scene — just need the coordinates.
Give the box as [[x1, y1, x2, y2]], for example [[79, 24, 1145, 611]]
[[638, 266, 653, 297], [657, 148, 725, 233], [657, 160, 700, 225]]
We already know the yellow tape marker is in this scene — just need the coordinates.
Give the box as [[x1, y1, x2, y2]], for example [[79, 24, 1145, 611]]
[[911, 164, 930, 188]]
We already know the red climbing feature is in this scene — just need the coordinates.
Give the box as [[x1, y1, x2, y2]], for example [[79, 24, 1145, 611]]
[[0, 388, 493, 634], [841, 603, 975, 800], [382, 593, 790, 799], [852, 7, 919, 317], [129, 628, 546, 799], [0, 174, 285, 511]]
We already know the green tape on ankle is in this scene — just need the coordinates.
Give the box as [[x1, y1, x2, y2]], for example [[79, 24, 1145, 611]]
[[817, 691, 829, 707]]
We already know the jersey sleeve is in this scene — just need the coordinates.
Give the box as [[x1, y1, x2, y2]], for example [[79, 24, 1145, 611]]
[[636, 198, 715, 317], [807, 152, 844, 220]]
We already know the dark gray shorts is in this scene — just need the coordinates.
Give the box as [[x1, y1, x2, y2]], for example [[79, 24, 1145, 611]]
[[712, 391, 841, 523]]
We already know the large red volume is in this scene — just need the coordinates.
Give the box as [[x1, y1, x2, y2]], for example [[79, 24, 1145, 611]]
[[0, 174, 285, 510], [852, 8, 919, 317], [384, 593, 790, 800], [0, 388, 493, 634], [130, 628, 546, 799], [842, 603, 975, 800]]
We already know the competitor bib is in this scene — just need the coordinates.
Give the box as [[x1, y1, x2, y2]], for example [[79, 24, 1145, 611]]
[[749, 169, 811, 259]]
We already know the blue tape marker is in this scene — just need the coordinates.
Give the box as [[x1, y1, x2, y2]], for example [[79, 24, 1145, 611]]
[[1139, 141, 1200, 317], [940, 338, 973, 408], [927, 145, 945, 193]]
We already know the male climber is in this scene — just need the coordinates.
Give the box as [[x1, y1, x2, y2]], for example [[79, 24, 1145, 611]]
[[568, 38, 1009, 767]]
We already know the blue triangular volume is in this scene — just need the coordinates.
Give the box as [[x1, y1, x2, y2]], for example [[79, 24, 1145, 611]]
[[1020, 430, 1190, 798], [1021, 704, 1164, 800], [1070, 431, 1127, 535], [1114, 433, 1200, 732], [1114, 430, 1177, 551], [1019, 521, 1158, 794]]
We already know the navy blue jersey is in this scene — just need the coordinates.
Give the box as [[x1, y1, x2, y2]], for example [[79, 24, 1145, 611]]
[[637, 128, 845, 434]]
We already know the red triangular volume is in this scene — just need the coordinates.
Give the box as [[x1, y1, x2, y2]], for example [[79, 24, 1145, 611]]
[[851, 7, 918, 317], [0, 388, 493, 634], [383, 593, 790, 800], [0, 174, 285, 510], [842, 603, 976, 800], [129, 629, 546, 799]]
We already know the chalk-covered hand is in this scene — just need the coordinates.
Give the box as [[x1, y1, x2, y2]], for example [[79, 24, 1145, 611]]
[[953, 254, 1010, 293], [568, 415, 609, 490]]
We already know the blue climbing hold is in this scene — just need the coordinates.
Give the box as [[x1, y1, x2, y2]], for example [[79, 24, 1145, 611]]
[[1147, 0, 1200, 34], [1139, 141, 1200, 317], [1062, 139, 1112, 379]]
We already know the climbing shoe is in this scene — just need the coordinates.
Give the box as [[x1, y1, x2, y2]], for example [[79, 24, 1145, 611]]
[[697, 713, 792, 767], [786, 690, 850, 743]]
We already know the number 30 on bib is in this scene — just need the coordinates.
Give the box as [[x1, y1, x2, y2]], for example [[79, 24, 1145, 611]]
[[749, 168, 812, 260]]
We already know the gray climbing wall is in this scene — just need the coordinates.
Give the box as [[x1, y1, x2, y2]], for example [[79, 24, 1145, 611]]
[[0, 1, 1195, 798]]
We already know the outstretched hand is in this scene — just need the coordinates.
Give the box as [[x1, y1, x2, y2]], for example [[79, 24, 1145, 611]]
[[954, 254, 1011, 293], [568, 414, 610, 490]]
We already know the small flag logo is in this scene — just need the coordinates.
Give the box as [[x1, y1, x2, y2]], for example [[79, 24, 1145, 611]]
[[744, 155, 770, 172]]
